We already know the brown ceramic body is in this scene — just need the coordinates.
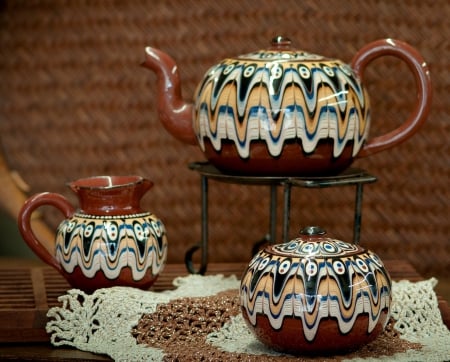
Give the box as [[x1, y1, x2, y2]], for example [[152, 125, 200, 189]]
[[204, 139, 355, 176], [143, 37, 432, 176], [248, 313, 389, 355], [18, 176, 168, 293], [239, 227, 392, 355]]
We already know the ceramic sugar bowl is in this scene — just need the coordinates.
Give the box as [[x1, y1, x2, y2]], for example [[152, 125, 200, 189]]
[[240, 226, 392, 355], [143, 36, 431, 176], [18, 175, 168, 293]]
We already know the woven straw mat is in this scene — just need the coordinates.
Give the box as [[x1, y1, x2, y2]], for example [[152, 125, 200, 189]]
[[0, 0, 448, 277]]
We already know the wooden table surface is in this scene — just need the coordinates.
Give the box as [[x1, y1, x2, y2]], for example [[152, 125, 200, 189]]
[[0, 258, 449, 361]]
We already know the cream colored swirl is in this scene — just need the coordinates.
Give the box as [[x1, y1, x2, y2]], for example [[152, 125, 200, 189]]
[[55, 213, 168, 280], [240, 251, 391, 341], [194, 59, 369, 159]]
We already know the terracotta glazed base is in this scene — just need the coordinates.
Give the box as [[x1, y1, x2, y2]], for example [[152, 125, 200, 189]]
[[242, 310, 390, 355], [62, 266, 160, 294], [203, 139, 355, 176]]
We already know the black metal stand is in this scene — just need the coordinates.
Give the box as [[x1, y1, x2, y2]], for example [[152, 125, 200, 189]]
[[185, 162, 377, 274]]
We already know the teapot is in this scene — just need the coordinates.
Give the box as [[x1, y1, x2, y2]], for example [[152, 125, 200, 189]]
[[18, 176, 168, 293], [143, 36, 431, 176], [240, 226, 392, 354]]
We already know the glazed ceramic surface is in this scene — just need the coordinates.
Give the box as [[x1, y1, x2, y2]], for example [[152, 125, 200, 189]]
[[143, 36, 431, 176], [240, 226, 392, 354], [18, 176, 168, 293], [195, 39, 367, 166]]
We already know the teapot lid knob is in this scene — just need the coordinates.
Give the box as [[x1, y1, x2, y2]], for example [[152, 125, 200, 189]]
[[299, 226, 326, 236], [271, 36, 292, 50]]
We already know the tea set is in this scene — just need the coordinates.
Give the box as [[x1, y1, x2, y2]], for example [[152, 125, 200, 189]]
[[17, 36, 431, 354]]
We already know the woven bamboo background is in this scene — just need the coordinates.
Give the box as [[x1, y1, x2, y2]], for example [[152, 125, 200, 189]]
[[0, 0, 448, 277]]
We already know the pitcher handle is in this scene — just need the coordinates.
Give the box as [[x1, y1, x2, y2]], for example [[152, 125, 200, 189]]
[[18, 192, 75, 272], [351, 39, 432, 157]]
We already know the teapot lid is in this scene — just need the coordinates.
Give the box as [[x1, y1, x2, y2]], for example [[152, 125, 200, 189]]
[[237, 36, 329, 62], [267, 226, 364, 258]]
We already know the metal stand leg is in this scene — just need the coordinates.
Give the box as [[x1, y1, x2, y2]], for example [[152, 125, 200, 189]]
[[269, 184, 277, 244], [282, 182, 292, 243], [187, 162, 376, 273], [353, 184, 364, 245], [185, 175, 208, 274]]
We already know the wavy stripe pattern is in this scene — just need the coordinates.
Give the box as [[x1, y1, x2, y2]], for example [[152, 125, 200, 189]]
[[55, 212, 167, 281], [194, 50, 369, 159], [240, 248, 391, 342]]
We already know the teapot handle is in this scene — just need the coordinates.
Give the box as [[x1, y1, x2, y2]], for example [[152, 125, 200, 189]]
[[351, 39, 432, 157], [18, 192, 75, 272]]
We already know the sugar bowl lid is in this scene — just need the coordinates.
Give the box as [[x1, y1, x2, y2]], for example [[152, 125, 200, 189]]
[[267, 225, 365, 258]]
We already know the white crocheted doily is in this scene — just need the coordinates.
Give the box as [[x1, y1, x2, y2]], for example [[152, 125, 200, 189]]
[[46, 276, 450, 361]]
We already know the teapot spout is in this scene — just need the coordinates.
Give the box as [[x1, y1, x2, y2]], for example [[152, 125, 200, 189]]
[[142, 47, 197, 145]]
